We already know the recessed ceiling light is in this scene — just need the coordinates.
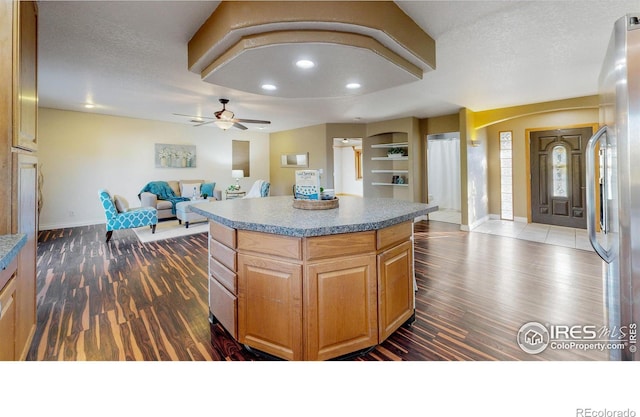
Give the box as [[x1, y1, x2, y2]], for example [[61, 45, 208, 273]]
[[296, 59, 315, 69], [261, 84, 277, 91], [346, 83, 361, 89], [84, 103, 95, 109]]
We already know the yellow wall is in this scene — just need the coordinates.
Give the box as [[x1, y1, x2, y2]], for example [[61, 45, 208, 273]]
[[269, 124, 328, 196], [485, 108, 598, 219], [270, 119, 427, 202], [424, 113, 460, 135]]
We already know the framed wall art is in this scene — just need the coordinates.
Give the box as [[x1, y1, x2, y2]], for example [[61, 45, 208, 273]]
[[155, 144, 196, 168]]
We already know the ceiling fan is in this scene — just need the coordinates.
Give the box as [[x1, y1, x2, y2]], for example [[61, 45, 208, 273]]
[[173, 99, 271, 130]]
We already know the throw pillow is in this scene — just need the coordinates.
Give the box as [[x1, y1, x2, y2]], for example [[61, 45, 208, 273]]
[[181, 182, 201, 198], [113, 195, 129, 213], [200, 182, 216, 199]]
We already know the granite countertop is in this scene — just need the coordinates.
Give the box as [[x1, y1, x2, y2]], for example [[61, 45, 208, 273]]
[[0, 234, 27, 271], [190, 195, 438, 237]]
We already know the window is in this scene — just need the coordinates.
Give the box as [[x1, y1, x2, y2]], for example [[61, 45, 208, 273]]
[[551, 145, 568, 198], [499, 131, 513, 220]]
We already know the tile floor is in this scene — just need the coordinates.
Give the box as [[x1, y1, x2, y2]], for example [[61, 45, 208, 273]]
[[428, 209, 592, 251]]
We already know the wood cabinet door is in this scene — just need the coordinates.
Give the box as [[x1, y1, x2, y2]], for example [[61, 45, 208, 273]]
[[15, 1, 38, 151], [14, 153, 37, 359], [237, 254, 303, 361], [0, 278, 17, 361], [305, 254, 378, 361], [377, 240, 414, 341]]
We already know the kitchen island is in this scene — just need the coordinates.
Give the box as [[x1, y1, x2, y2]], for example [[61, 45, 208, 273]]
[[191, 195, 437, 360]]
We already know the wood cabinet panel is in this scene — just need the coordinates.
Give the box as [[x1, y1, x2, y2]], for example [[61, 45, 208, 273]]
[[13, 153, 37, 360], [14, 1, 38, 151], [0, 277, 16, 361], [305, 254, 378, 360], [0, 1, 15, 235], [304, 231, 375, 262], [237, 254, 302, 360], [209, 256, 236, 294], [209, 276, 237, 339], [209, 221, 236, 249], [377, 220, 412, 251], [378, 240, 414, 340], [237, 230, 302, 260]]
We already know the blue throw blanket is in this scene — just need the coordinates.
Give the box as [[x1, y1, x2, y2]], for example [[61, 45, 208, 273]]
[[138, 181, 190, 214]]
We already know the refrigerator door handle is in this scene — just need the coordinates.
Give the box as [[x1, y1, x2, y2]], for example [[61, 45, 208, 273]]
[[586, 125, 614, 263]]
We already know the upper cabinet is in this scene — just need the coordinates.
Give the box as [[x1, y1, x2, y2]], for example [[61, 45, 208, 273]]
[[14, 1, 38, 152]]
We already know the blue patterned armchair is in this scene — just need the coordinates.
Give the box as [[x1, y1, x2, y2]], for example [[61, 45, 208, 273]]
[[99, 189, 158, 242]]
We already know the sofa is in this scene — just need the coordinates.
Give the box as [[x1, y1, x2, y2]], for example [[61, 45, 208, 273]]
[[139, 180, 221, 220]]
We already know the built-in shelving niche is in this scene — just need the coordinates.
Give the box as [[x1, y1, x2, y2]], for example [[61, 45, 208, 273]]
[[363, 133, 410, 199]]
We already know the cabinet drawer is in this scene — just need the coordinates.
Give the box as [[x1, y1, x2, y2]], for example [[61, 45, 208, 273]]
[[0, 258, 18, 291], [0, 278, 17, 361], [209, 256, 237, 294], [210, 237, 237, 271], [377, 221, 412, 251], [209, 221, 236, 249], [305, 231, 375, 261], [238, 230, 302, 260], [209, 277, 237, 339]]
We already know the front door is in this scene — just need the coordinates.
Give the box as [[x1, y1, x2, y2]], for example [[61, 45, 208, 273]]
[[530, 127, 591, 229]]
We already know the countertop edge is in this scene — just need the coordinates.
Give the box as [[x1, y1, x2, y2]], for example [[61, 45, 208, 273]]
[[0, 233, 28, 271], [191, 199, 436, 237]]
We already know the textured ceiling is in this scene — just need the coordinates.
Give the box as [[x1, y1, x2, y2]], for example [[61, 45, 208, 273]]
[[37, 1, 640, 133]]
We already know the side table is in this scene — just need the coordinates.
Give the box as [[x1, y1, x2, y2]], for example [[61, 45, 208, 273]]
[[225, 190, 246, 200]]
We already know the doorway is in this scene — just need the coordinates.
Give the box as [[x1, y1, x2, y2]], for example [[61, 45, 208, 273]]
[[529, 127, 592, 229], [426, 132, 461, 224], [332, 138, 363, 197]]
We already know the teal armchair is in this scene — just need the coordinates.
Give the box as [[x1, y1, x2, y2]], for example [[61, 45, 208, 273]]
[[99, 189, 158, 242]]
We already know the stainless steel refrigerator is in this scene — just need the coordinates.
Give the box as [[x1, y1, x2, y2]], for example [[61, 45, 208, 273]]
[[587, 14, 640, 361]]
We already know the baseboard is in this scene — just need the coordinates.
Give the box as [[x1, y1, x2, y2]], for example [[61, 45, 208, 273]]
[[39, 218, 104, 231], [468, 214, 490, 231]]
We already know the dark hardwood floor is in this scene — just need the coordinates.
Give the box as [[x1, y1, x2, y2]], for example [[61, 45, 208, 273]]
[[27, 220, 608, 361]]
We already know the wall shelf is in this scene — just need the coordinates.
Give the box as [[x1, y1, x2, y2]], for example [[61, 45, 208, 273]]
[[371, 169, 409, 174], [371, 156, 408, 161], [372, 182, 409, 187], [370, 142, 409, 149]]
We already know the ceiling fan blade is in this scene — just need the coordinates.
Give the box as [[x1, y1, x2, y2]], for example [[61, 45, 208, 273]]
[[233, 122, 248, 130], [233, 118, 271, 125], [193, 120, 216, 127], [172, 113, 216, 120]]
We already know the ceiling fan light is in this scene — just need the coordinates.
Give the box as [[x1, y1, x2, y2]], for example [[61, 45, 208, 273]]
[[214, 120, 234, 130], [219, 109, 234, 120]]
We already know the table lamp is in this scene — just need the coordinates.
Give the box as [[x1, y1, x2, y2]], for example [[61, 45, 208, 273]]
[[232, 169, 244, 190]]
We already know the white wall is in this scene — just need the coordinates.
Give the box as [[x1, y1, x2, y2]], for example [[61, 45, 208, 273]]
[[38, 108, 269, 230], [333, 145, 363, 196]]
